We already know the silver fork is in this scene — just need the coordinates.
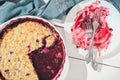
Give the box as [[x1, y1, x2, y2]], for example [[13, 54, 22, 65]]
[[91, 20, 99, 70], [85, 21, 93, 64], [85, 20, 99, 65]]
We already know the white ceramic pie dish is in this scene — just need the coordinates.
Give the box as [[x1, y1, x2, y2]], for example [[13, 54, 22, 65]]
[[0, 15, 69, 80]]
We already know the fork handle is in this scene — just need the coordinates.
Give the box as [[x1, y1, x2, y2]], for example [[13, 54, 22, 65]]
[[91, 59, 98, 70], [91, 49, 98, 70], [85, 31, 95, 63], [85, 47, 93, 63]]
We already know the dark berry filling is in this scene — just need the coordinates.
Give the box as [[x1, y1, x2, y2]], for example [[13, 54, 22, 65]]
[[0, 72, 5, 80], [28, 35, 65, 80]]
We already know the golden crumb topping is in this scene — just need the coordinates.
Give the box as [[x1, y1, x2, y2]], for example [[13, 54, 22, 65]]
[[0, 21, 56, 80]]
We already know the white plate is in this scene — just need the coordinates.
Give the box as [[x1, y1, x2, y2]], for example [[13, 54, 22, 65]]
[[0, 15, 69, 80], [64, 0, 120, 59]]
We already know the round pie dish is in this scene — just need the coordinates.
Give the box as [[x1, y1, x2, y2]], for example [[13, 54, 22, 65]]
[[0, 15, 69, 80]]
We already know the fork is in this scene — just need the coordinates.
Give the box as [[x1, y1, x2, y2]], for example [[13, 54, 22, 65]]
[[91, 20, 99, 70], [85, 21, 93, 64], [85, 20, 99, 65], [86, 20, 99, 70]]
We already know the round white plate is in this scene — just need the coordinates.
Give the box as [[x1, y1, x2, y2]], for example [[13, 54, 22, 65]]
[[0, 15, 69, 80], [64, 0, 120, 59]]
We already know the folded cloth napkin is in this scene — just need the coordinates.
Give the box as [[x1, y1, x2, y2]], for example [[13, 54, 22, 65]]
[[0, 0, 83, 24], [0, 0, 120, 25], [0, 0, 45, 24], [40, 0, 83, 19]]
